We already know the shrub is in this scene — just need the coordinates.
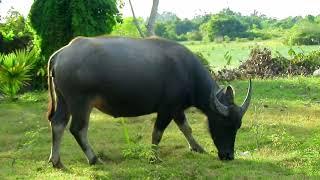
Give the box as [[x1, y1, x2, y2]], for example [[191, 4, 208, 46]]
[[287, 48, 320, 75], [223, 35, 231, 42], [214, 46, 320, 81], [286, 22, 320, 45], [0, 49, 36, 100], [185, 31, 202, 41]]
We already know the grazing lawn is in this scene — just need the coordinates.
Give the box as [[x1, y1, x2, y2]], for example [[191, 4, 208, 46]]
[[1, 76, 320, 179], [184, 40, 320, 69]]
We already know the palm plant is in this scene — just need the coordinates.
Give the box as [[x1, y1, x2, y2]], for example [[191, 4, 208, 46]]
[[0, 49, 36, 100]]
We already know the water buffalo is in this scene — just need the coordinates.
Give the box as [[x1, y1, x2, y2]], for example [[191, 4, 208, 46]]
[[47, 36, 252, 168]]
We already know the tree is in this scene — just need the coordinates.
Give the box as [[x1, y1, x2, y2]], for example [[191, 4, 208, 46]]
[[29, 0, 121, 59], [0, 9, 33, 53], [175, 19, 197, 35], [128, 0, 159, 37], [200, 13, 247, 41], [128, 0, 145, 37], [146, 0, 159, 36], [156, 11, 179, 23], [111, 17, 146, 37]]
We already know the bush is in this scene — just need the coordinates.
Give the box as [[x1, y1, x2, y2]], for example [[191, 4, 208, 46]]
[[185, 31, 202, 41], [0, 9, 33, 54], [214, 46, 320, 81], [111, 17, 146, 38], [223, 35, 231, 42], [287, 48, 320, 75], [286, 22, 320, 45], [0, 48, 36, 100]]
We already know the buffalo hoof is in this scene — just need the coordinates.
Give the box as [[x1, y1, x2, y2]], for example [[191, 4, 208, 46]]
[[89, 156, 105, 166], [190, 145, 206, 153], [49, 158, 65, 169]]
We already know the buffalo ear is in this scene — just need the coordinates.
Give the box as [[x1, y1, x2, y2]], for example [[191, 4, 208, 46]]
[[225, 85, 235, 104]]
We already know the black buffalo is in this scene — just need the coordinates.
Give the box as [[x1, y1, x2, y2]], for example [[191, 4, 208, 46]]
[[47, 36, 252, 168]]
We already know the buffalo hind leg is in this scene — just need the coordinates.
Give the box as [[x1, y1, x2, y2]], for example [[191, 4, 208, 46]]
[[173, 111, 205, 153], [49, 91, 70, 169], [151, 111, 173, 162], [69, 101, 99, 165]]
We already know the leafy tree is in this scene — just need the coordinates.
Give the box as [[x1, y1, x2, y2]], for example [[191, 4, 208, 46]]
[[0, 9, 31, 41], [286, 22, 320, 45], [154, 21, 179, 40], [201, 13, 247, 41], [128, 0, 159, 37], [111, 17, 146, 37], [29, 0, 121, 59], [175, 19, 197, 35], [0, 9, 33, 53]]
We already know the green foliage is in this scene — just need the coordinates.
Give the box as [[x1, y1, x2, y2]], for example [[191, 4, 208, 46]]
[[185, 31, 202, 41], [0, 49, 36, 100], [215, 46, 320, 80], [155, 12, 198, 41], [0, 9, 31, 41], [120, 118, 156, 161], [29, 0, 121, 59], [175, 19, 197, 35], [122, 143, 156, 161], [223, 51, 232, 66], [286, 22, 320, 45], [286, 48, 320, 74], [201, 13, 248, 41], [0, 9, 33, 54], [155, 21, 180, 40], [111, 17, 146, 38], [153, 9, 320, 43]]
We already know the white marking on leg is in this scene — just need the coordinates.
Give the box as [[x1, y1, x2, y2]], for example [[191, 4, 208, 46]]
[[49, 123, 65, 164]]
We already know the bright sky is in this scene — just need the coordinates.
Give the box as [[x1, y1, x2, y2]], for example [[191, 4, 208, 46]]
[[0, 0, 320, 20]]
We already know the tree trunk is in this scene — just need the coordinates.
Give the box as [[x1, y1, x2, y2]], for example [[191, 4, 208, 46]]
[[128, 0, 159, 37], [146, 0, 159, 36], [128, 0, 145, 38]]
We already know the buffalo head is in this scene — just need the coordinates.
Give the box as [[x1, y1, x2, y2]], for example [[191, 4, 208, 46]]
[[208, 79, 252, 160]]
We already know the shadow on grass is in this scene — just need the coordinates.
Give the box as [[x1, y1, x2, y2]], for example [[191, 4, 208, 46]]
[[76, 153, 308, 179]]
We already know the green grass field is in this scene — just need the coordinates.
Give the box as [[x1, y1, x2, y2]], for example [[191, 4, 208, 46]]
[[184, 40, 320, 69], [1, 77, 320, 179]]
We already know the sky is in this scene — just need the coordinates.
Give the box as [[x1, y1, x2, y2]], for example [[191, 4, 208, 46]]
[[0, 0, 320, 20]]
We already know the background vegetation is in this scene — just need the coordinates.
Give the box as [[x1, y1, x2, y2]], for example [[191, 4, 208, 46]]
[[1, 1, 320, 178]]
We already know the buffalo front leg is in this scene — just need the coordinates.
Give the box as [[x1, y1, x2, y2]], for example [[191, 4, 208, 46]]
[[173, 112, 205, 153], [69, 102, 99, 165], [49, 92, 70, 169], [151, 111, 173, 162]]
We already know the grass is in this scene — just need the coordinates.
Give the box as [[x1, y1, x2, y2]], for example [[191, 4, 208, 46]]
[[1, 76, 320, 179], [184, 39, 320, 69]]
